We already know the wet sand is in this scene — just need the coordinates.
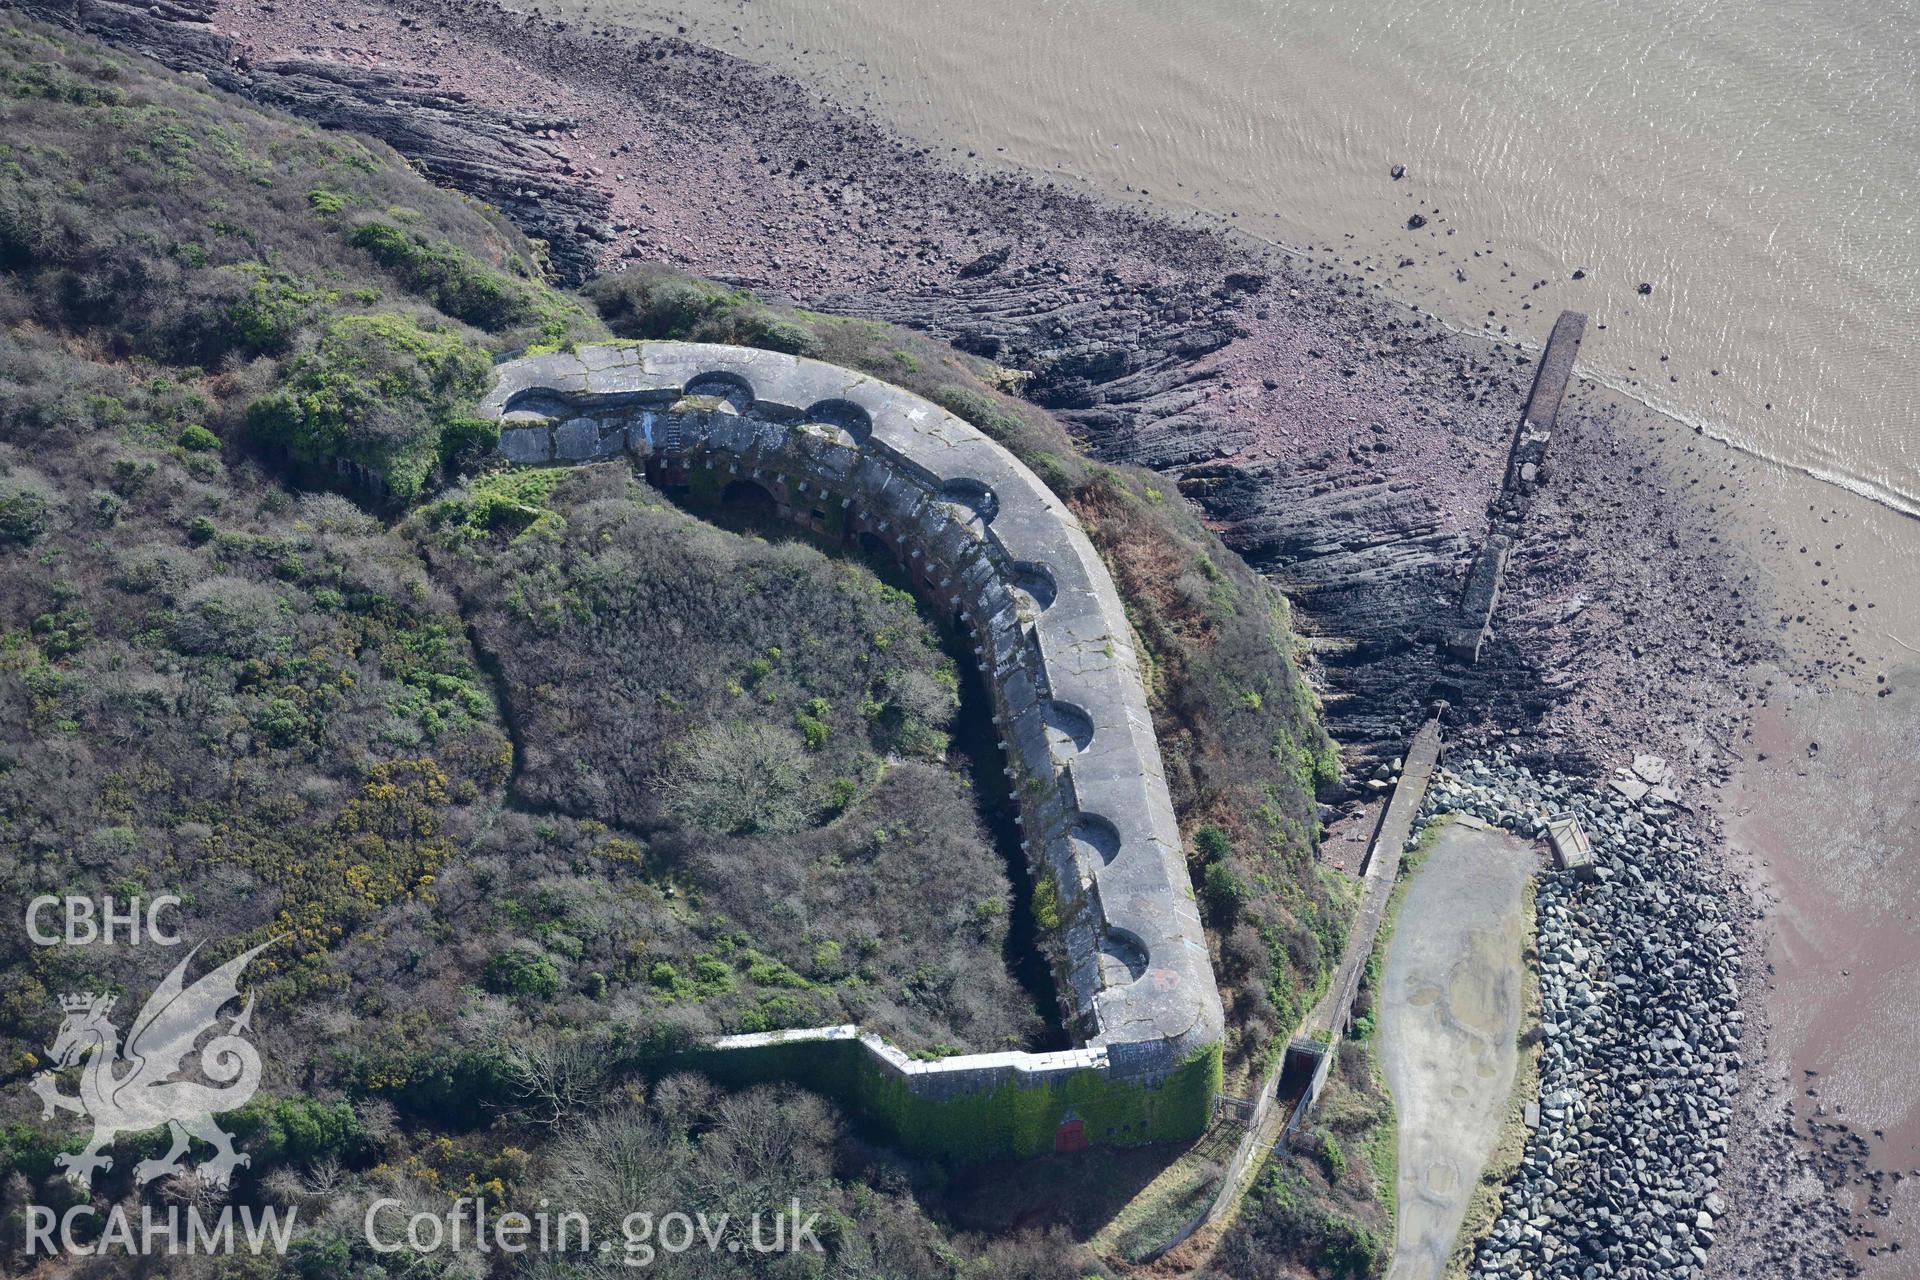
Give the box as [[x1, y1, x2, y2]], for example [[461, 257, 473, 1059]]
[[1715, 678, 1920, 1274], [1505, 378, 1920, 1277], [107, 1, 1920, 1270]]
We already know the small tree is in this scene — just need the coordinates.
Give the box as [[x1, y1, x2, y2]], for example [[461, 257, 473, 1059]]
[[483, 946, 562, 999], [495, 1028, 612, 1129]]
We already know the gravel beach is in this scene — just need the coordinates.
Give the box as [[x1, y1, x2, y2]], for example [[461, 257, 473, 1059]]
[[27, 0, 1917, 1272]]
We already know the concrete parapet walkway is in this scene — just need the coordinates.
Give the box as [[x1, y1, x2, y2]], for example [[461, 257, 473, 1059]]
[[478, 342, 1223, 1142]]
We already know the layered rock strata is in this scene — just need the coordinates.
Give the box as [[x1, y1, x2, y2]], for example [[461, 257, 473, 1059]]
[[17, 0, 612, 282]]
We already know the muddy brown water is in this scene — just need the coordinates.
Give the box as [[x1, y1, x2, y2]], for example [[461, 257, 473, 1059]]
[[557, 0, 1920, 535]]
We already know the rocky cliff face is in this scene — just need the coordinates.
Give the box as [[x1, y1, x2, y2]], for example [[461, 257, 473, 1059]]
[[17, 0, 1558, 780], [18, 0, 612, 282]]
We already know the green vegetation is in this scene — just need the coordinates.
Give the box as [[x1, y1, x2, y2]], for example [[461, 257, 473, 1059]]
[[1210, 1053, 1393, 1278], [482, 945, 564, 999], [225, 1095, 366, 1167], [422, 464, 563, 538], [0, 17, 1342, 1275], [1351, 812, 1446, 1046], [582, 264, 815, 354], [348, 219, 585, 341], [1198, 827, 1430, 1278], [1087, 1116, 1242, 1263], [283, 1079, 1100, 1280], [0, 24, 1070, 1271], [0, 19, 598, 501], [586, 265, 1344, 1089], [247, 312, 493, 500]]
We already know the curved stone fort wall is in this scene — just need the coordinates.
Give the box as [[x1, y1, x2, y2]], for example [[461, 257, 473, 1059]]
[[480, 341, 1224, 1156]]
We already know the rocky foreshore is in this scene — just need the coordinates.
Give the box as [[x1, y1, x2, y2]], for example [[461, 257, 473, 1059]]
[[8, 2, 1886, 1272], [14, 0, 1726, 782], [1419, 757, 1742, 1280]]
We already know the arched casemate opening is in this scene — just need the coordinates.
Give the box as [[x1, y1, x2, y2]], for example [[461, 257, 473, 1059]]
[[805, 398, 874, 447], [936, 477, 1000, 530], [682, 371, 755, 413], [718, 478, 778, 523]]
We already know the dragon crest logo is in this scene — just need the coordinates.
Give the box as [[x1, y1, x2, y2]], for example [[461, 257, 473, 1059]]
[[29, 939, 273, 1189]]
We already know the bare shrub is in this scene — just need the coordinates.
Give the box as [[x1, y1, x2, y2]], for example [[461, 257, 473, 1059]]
[[656, 721, 817, 835], [166, 575, 289, 657], [495, 1028, 614, 1129]]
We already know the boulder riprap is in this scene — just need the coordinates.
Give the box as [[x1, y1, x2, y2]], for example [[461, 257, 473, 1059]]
[[1413, 753, 1742, 1280]]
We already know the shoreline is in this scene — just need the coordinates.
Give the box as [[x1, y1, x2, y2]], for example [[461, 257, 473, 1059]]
[[544, 0, 1920, 531], [24, 0, 1917, 1272]]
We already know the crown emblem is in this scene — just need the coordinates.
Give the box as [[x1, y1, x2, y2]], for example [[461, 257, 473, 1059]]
[[35, 940, 274, 1191]]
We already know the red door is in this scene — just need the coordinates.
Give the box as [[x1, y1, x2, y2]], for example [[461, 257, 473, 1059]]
[[1053, 1117, 1087, 1153]]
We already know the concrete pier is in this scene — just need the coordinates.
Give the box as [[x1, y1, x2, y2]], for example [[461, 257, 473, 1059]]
[[1450, 311, 1587, 664]]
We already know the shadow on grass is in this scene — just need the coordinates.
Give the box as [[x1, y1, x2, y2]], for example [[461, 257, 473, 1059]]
[[939, 1138, 1200, 1241]]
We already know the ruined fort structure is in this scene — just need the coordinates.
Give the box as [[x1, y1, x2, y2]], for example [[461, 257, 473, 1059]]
[[479, 341, 1224, 1157]]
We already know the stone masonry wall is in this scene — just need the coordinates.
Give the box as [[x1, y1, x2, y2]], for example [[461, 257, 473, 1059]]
[[478, 342, 1224, 1138]]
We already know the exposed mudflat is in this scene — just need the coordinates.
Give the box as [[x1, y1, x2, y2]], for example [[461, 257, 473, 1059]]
[[1714, 678, 1920, 1276], [1380, 820, 1535, 1280], [19, 1, 1920, 1272]]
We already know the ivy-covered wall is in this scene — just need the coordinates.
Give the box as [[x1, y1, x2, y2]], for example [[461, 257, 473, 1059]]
[[686, 1035, 1222, 1163]]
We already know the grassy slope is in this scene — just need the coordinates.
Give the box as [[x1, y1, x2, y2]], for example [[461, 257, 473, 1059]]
[[0, 18, 1344, 1274], [0, 25, 1076, 1275], [0, 16, 574, 1030], [582, 268, 1346, 1089]]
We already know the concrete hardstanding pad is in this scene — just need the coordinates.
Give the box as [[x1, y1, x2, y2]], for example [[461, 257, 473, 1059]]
[[1380, 820, 1535, 1280]]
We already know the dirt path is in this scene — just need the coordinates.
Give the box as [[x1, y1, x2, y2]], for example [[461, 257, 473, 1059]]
[[1379, 820, 1535, 1280]]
